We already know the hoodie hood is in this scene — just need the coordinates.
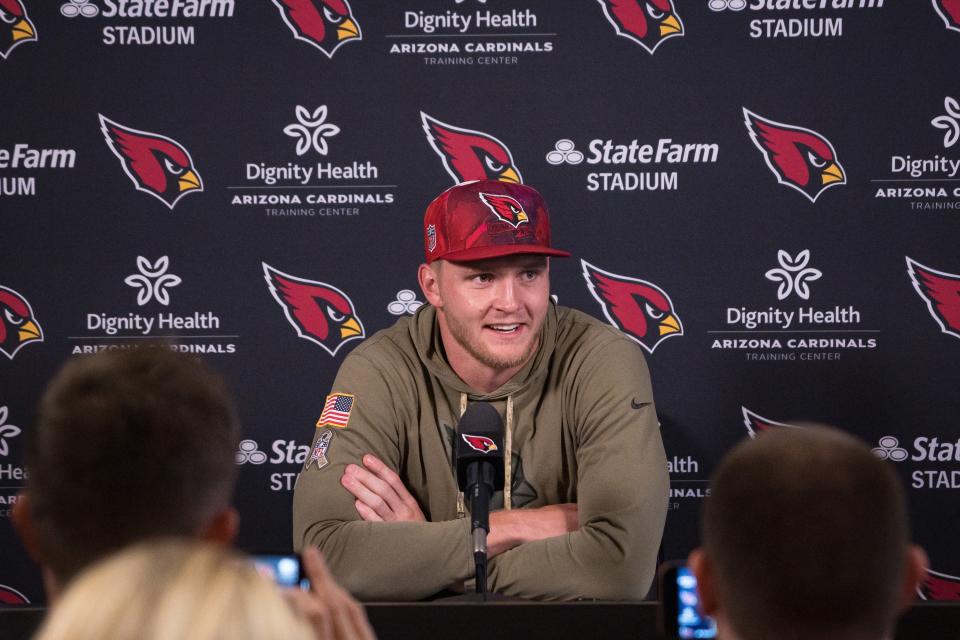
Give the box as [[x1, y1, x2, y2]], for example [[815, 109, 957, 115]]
[[409, 302, 559, 401]]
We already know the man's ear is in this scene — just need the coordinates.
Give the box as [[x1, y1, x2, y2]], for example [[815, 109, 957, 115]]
[[688, 548, 718, 616], [418, 263, 442, 308], [899, 544, 929, 610], [11, 492, 44, 564], [200, 506, 239, 546]]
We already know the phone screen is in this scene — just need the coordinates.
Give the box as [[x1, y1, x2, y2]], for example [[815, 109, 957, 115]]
[[675, 566, 717, 639], [251, 553, 309, 590]]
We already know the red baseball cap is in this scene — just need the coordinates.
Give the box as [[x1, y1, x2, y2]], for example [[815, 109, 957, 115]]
[[423, 180, 570, 264]]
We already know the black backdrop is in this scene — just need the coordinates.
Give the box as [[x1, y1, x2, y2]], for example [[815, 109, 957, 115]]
[[2, 0, 960, 605]]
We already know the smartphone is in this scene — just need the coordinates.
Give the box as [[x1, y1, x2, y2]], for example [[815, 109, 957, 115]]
[[250, 553, 310, 590], [660, 563, 718, 640]]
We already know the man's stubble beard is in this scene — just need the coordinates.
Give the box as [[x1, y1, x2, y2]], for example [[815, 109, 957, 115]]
[[446, 313, 543, 372]]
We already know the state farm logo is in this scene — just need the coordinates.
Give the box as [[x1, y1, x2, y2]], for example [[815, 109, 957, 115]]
[[744, 108, 845, 203], [906, 256, 960, 341], [873, 97, 960, 212], [75, 256, 235, 356], [0, 0, 36, 59], [271, 0, 361, 58], [421, 112, 522, 184], [919, 568, 960, 602], [59, 0, 236, 46], [742, 407, 797, 438], [232, 104, 393, 218], [545, 134, 719, 193], [100, 115, 202, 210], [597, 0, 684, 54], [0, 285, 42, 359], [711, 250, 876, 361], [932, 0, 960, 34], [263, 263, 365, 357], [708, 0, 886, 40], [581, 259, 683, 354], [389, 4, 552, 66], [232, 437, 312, 492], [0, 406, 21, 457], [0, 142, 77, 198], [387, 289, 423, 316], [872, 433, 960, 490]]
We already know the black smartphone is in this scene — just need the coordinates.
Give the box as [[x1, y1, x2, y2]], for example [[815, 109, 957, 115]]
[[250, 553, 310, 590], [660, 563, 718, 640]]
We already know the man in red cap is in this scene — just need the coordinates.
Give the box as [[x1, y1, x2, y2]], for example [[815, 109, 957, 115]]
[[293, 180, 668, 601]]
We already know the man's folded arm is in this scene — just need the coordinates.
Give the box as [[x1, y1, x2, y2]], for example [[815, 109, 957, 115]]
[[486, 340, 669, 600]]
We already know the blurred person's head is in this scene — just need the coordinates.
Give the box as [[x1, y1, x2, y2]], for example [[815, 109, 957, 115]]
[[13, 346, 240, 599], [33, 539, 314, 640], [689, 425, 927, 640]]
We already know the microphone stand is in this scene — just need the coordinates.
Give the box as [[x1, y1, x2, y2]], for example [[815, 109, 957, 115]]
[[467, 462, 494, 598]]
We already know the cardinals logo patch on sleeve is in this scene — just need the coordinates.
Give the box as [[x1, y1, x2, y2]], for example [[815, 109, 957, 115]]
[[316, 393, 354, 429], [306, 430, 334, 470]]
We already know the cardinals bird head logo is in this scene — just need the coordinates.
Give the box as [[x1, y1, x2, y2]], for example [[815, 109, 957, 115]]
[[933, 0, 960, 33], [597, 0, 683, 54], [263, 263, 364, 357], [462, 434, 498, 453], [582, 260, 682, 354], [0, 285, 42, 360], [741, 407, 798, 439], [421, 112, 523, 184], [918, 569, 960, 602], [99, 115, 203, 210], [0, 0, 35, 60], [744, 108, 845, 203], [478, 192, 529, 229], [0, 584, 29, 605], [271, 0, 361, 58], [906, 257, 960, 340]]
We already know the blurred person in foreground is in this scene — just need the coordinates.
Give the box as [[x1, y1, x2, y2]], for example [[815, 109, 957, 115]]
[[688, 426, 928, 640], [12, 347, 373, 640]]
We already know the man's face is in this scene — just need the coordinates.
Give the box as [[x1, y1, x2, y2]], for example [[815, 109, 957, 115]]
[[429, 255, 550, 373]]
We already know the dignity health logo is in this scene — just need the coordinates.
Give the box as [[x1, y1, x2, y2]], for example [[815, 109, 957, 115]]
[[765, 250, 822, 301], [284, 105, 340, 156], [124, 256, 181, 306]]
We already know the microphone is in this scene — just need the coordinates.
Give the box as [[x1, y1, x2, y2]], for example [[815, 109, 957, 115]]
[[455, 402, 504, 596]]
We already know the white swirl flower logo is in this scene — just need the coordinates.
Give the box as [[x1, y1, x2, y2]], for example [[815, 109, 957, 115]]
[[124, 256, 182, 306], [931, 97, 960, 149], [0, 406, 21, 457], [283, 105, 341, 156], [765, 250, 822, 301]]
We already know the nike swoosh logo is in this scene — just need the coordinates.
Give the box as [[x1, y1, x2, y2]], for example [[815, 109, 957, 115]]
[[631, 399, 644, 410]]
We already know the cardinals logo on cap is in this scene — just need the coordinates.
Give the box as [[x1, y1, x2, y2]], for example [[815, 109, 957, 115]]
[[582, 260, 682, 354], [421, 112, 523, 184], [744, 108, 846, 203], [919, 569, 960, 602], [462, 434, 498, 454], [933, 0, 960, 33], [906, 257, 960, 340], [263, 263, 364, 357], [0, 0, 35, 60], [0, 584, 29, 605], [271, 0, 361, 58], [597, 0, 683, 54], [0, 285, 42, 360], [478, 192, 529, 229], [99, 115, 203, 210], [742, 407, 798, 439]]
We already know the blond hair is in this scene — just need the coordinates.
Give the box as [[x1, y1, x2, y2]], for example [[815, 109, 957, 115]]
[[35, 539, 314, 640]]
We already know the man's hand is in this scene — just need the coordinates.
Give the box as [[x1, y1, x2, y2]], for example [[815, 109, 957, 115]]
[[340, 454, 426, 522], [488, 503, 579, 556], [284, 546, 376, 640]]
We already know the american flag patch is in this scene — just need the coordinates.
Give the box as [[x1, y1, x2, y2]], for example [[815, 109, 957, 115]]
[[316, 393, 355, 429]]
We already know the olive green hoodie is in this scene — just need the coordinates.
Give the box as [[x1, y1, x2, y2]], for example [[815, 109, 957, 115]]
[[292, 303, 668, 601]]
